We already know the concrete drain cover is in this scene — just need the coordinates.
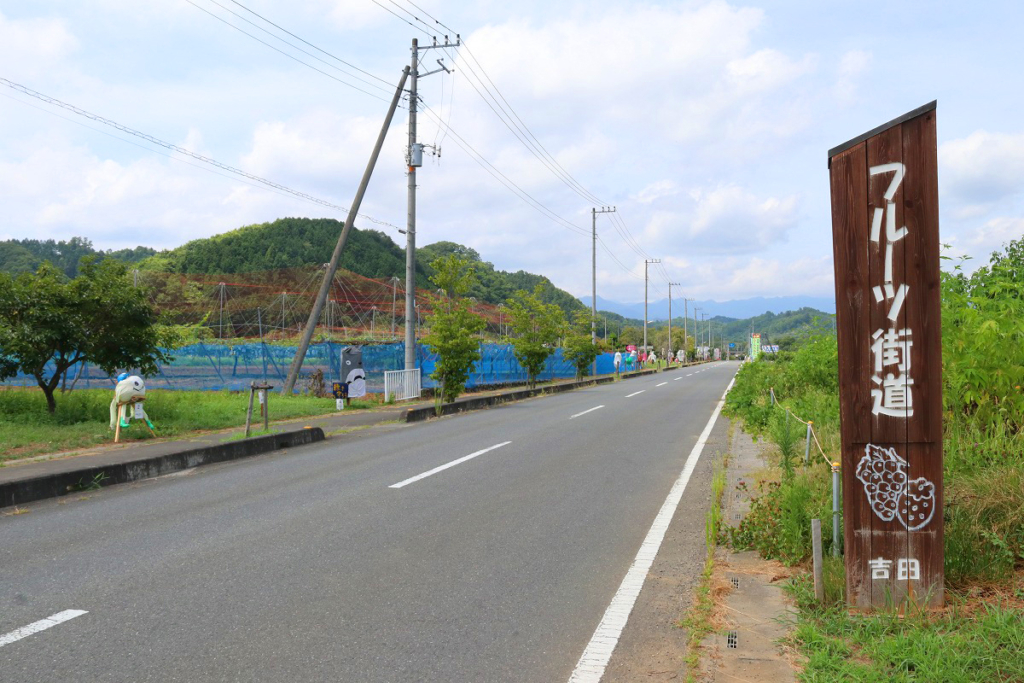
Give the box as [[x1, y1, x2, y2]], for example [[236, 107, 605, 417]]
[[727, 631, 738, 649]]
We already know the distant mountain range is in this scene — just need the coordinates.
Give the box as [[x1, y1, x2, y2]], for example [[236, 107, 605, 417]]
[[579, 295, 836, 321]]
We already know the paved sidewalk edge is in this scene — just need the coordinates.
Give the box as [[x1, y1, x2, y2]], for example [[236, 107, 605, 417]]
[[1, 427, 325, 509], [403, 368, 664, 422]]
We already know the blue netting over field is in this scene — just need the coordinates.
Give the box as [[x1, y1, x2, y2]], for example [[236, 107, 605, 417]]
[[2, 343, 618, 393]]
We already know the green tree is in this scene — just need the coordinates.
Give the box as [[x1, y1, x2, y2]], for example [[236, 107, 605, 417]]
[[0, 259, 171, 413], [562, 311, 600, 379], [421, 254, 487, 404], [619, 325, 642, 347], [506, 285, 566, 388]]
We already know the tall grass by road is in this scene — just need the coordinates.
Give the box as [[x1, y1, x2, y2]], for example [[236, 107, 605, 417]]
[[723, 238, 1024, 680]]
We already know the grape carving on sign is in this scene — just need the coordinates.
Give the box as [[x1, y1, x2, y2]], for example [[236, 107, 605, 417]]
[[855, 444, 936, 531]]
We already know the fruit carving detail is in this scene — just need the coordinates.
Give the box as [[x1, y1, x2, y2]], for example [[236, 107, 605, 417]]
[[855, 444, 935, 531]]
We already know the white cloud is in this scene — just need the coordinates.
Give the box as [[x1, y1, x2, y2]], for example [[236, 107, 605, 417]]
[[684, 255, 834, 300], [632, 180, 679, 204], [686, 185, 800, 252], [726, 49, 816, 94], [0, 10, 78, 79], [940, 130, 1024, 205], [963, 216, 1024, 252], [833, 49, 871, 103]]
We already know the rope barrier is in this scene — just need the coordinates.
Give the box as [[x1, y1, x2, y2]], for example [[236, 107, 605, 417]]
[[767, 386, 834, 467]]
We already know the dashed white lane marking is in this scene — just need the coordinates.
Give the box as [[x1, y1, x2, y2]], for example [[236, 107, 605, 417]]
[[685, 373, 693, 377], [674, 377, 682, 381], [567, 375, 737, 683], [389, 442, 511, 489], [655, 382, 667, 387], [0, 610, 88, 648], [570, 405, 605, 420], [624, 390, 645, 398]]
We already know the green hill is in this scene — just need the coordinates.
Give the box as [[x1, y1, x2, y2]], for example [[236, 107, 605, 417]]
[[2, 218, 585, 315], [0, 237, 155, 278]]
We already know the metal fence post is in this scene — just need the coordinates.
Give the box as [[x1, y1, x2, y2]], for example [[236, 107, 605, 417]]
[[831, 461, 841, 557], [805, 421, 813, 464], [812, 519, 824, 602]]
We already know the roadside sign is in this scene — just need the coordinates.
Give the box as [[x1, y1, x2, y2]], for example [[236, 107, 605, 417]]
[[332, 382, 348, 399], [828, 102, 943, 609]]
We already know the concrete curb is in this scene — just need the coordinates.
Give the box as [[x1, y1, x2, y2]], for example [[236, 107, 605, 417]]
[[0, 427, 325, 509], [404, 375, 619, 423]]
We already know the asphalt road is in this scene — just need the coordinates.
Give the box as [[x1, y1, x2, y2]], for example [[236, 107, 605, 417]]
[[1, 361, 738, 682]]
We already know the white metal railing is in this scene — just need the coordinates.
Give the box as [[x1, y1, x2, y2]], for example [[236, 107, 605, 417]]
[[384, 368, 421, 402]]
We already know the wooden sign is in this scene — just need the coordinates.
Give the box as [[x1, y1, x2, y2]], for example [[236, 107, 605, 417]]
[[828, 102, 943, 609]]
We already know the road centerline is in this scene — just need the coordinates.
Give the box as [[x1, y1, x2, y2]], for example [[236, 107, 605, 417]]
[[570, 405, 605, 420], [388, 441, 512, 489], [674, 377, 682, 381], [0, 610, 88, 649], [655, 382, 667, 387], [624, 390, 645, 398]]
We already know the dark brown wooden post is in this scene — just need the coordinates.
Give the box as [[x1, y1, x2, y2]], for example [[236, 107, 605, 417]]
[[828, 102, 943, 609]]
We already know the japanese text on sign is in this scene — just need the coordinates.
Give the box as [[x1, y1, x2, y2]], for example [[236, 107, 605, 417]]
[[869, 163, 913, 419]]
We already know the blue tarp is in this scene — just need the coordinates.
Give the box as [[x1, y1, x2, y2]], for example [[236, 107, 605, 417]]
[[2, 342, 617, 393]]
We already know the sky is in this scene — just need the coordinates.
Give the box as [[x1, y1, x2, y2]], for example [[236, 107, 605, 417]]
[[2, 0, 1023, 306]]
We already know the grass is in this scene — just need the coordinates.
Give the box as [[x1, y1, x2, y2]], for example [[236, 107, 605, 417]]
[[726, 344, 1024, 680], [678, 454, 729, 682], [0, 387, 381, 461], [787, 564, 1024, 682]]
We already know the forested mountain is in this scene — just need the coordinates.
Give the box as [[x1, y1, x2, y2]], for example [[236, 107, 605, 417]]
[[3, 219, 585, 315], [0, 237, 156, 278], [136, 218, 429, 285], [598, 306, 834, 349], [418, 241, 585, 315]]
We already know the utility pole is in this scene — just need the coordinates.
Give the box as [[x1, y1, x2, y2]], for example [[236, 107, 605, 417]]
[[281, 66, 410, 395], [405, 35, 459, 371], [668, 282, 680, 363], [694, 306, 701, 357], [591, 206, 616, 374], [644, 259, 661, 356], [683, 298, 690, 362]]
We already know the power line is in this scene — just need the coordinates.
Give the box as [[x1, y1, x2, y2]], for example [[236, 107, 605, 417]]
[[371, 0, 433, 38], [200, 0, 393, 94], [375, 2, 656, 282], [0, 76, 404, 232], [417, 103, 589, 237], [395, 4, 654, 261], [401, 0, 457, 34], [225, 0, 392, 86], [186, 0, 396, 104], [0, 91, 336, 210]]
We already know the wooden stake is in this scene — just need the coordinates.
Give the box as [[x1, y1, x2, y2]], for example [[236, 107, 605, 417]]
[[812, 518, 824, 603]]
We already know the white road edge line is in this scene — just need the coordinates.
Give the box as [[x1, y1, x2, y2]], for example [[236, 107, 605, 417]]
[[624, 390, 645, 398], [567, 374, 737, 683], [570, 405, 605, 420], [389, 441, 512, 489], [0, 610, 88, 648], [656, 382, 667, 387]]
